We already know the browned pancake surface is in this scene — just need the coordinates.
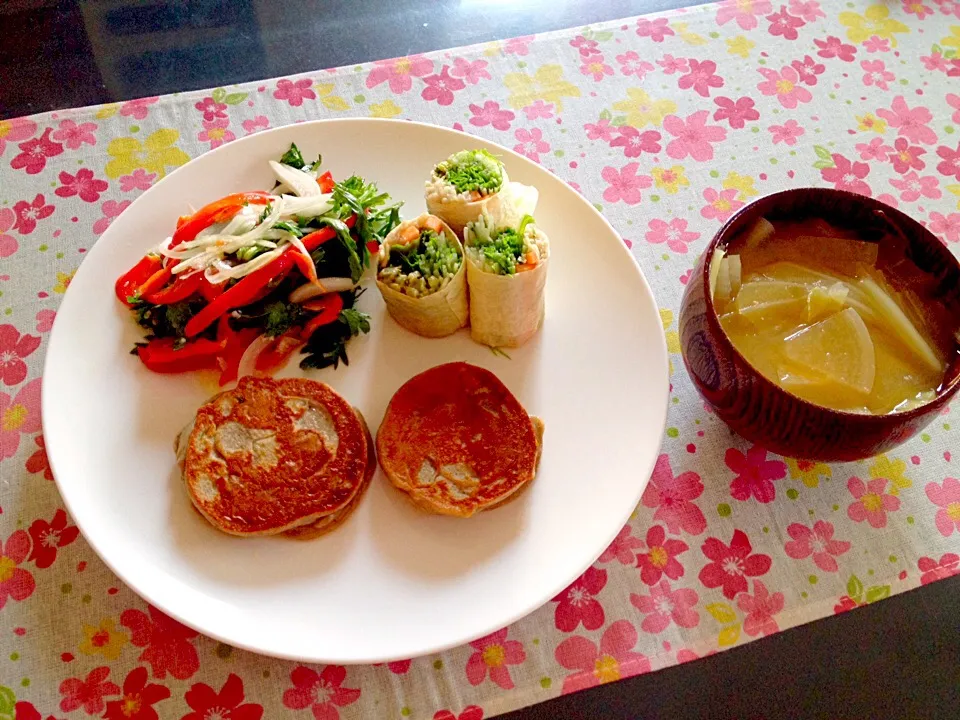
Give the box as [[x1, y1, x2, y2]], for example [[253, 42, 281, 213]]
[[377, 362, 539, 517], [182, 376, 368, 535]]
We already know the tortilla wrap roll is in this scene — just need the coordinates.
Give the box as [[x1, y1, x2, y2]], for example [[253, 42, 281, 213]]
[[376, 213, 469, 338], [464, 213, 549, 348], [424, 149, 510, 237]]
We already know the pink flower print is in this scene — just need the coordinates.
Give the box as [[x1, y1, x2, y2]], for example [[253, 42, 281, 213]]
[[570, 35, 600, 58], [555, 620, 651, 694], [822, 153, 872, 196], [585, 118, 616, 142], [599, 524, 644, 565], [366, 55, 433, 94], [450, 57, 490, 86], [194, 96, 227, 121], [766, 6, 805, 40], [856, 136, 892, 161], [0, 325, 41, 386], [699, 529, 772, 598], [10, 127, 63, 175], [93, 199, 132, 235], [701, 187, 744, 223], [663, 111, 727, 161], [0, 116, 37, 156], [645, 218, 700, 254], [716, 0, 773, 30], [610, 127, 662, 158], [601, 163, 651, 205], [465, 628, 525, 689], [51, 119, 97, 150], [641, 454, 707, 535], [27, 508, 79, 569], [282, 666, 360, 719], [790, 55, 825, 85], [504, 36, 533, 55], [784, 521, 851, 572], [0, 377, 41, 459], [861, 60, 895, 91], [198, 118, 235, 149], [918, 553, 960, 585], [434, 707, 483, 720], [0, 530, 35, 609], [273, 78, 316, 107], [630, 580, 699, 633], [736, 580, 784, 637], [713, 96, 760, 129], [523, 100, 554, 120], [636, 525, 688, 585], [936, 142, 960, 180], [552, 566, 607, 631], [948, 94, 960, 124], [636, 17, 674, 41], [877, 96, 937, 145], [929, 212, 960, 243], [422, 65, 466, 106], [768, 119, 805, 145], [937, 0, 960, 18], [242, 115, 270, 135], [889, 173, 941, 202], [183, 673, 263, 720], [513, 127, 550, 163], [890, 137, 926, 173], [580, 58, 614, 82], [470, 101, 515, 131], [815, 35, 857, 61], [925, 477, 960, 537], [678, 59, 724, 98], [876, 192, 899, 209], [903, 0, 934, 17], [0, 208, 17, 259], [12, 194, 54, 235], [26, 435, 52, 481], [921, 52, 949, 72], [119, 169, 157, 192], [616, 51, 655, 79], [757, 66, 812, 108], [847, 476, 900, 528], [121, 604, 199, 679], [59, 666, 121, 715], [120, 96, 159, 119], [863, 36, 890, 53], [658, 54, 689, 75], [726, 445, 786, 503], [55, 168, 109, 203], [789, 0, 825, 21]]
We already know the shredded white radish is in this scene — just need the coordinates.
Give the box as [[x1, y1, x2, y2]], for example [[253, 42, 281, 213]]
[[269, 161, 322, 197]]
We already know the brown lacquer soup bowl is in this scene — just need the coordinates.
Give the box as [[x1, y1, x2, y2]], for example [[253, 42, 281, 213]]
[[678, 188, 960, 461]]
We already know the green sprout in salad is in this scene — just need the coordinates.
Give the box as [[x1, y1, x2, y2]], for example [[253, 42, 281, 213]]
[[433, 149, 504, 197], [466, 215, 537, 276], [379, 230, 461, 298]]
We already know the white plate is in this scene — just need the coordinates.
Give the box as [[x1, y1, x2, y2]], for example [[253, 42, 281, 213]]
[[44, 119, 669, 663]]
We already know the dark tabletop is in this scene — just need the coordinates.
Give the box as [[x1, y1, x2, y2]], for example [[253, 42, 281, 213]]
[[4, 2, 960, 718]]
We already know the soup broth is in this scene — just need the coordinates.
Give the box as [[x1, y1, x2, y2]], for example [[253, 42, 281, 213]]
[[712, 218, 949, 415]]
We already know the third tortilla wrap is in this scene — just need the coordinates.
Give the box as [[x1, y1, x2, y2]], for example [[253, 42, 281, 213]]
[[465, 219, 550, 348], [376, 214, 469, 338]]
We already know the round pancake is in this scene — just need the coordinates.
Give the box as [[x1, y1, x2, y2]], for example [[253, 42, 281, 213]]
[[376, 362, 540, 517], [181, 376, 368, 536], [284, 408, 376, 540]]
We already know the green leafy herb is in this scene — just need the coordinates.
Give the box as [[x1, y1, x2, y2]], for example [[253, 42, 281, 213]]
[[300, 290, 370, 369], [273, 220, 304, 237], [263, 300, 304, 337], [339, 307, 371, 336], [130, 298, 205, 341], [434, 149, 503, 195], [258, 204, 273, 224], [279, 143, 306, 170]]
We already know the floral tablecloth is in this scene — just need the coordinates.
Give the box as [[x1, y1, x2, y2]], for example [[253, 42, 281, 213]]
[[2, 0, 960, 718]]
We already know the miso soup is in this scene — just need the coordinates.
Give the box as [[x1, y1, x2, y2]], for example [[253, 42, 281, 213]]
[[711, 217, 950, 415]]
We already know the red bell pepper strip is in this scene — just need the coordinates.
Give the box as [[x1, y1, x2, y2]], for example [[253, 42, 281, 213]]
[[300, 214, 357, 252], [301, 293, 344, 339], [171, 191, 272, 247], [366, 241, 380, 257], [199, 276, 224, 302], [115, 255, 162, 305], [254, 333, 304, 373], [317, 171, 335, 193], [143, 271, 204, 305], [137, 266, 173, 298], [216, 319, 260, 386], [136, 337, 224, 373], [183, 254, 295, 338]]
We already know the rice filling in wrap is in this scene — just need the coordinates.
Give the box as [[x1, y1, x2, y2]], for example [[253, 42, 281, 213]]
[[425, 149, 510, 236], [464, 213, 549, 348], [376, 213, 469, 338]]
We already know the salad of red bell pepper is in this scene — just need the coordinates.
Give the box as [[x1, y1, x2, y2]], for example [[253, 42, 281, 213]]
[[119, 143, 400, 384]]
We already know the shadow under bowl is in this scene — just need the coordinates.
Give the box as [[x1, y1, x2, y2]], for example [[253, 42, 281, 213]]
[[678, 188, 960, 462]]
